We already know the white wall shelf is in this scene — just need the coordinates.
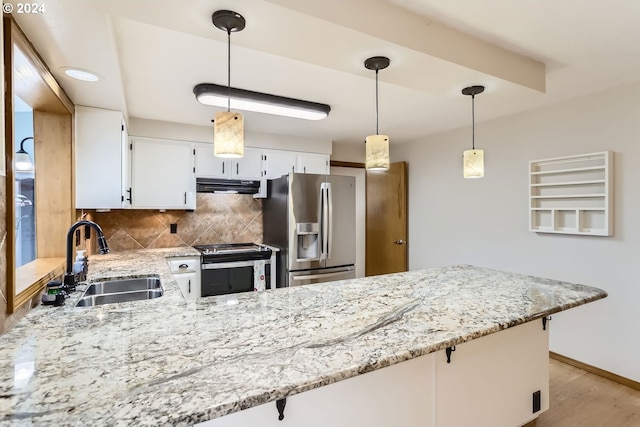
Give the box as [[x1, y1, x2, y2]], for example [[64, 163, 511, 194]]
[[529, 151, 612, 236]]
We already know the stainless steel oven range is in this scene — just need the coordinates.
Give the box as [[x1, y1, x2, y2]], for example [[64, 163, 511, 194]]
[[193, 243, 276, 297]]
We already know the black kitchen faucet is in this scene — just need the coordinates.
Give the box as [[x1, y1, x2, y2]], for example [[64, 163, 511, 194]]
[[63, 220, 110, 290]]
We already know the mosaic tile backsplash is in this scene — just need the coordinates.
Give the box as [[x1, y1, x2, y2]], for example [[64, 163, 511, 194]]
[[83, 193, 262, 252]]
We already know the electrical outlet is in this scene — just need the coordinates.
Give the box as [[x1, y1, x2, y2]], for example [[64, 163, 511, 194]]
[[170, 223, 178, 234], [75, 229, 80, 246], [532, 390, 541, 413]]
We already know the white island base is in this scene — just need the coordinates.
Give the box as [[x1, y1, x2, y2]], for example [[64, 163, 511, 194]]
[[200, 320, 549, 427]]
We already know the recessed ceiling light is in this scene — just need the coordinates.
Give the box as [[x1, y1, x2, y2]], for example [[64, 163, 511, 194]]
[[61, 67, 101, 82]]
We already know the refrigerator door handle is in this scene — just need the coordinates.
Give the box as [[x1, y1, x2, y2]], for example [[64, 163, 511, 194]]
[[326, 182, 333, 260], [320, 182, 329, 260]]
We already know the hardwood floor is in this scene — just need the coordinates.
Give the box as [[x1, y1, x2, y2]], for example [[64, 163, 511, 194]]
[[535, 358, 640, 427]]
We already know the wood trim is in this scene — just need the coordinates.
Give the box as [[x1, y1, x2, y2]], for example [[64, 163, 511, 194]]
[[4, 16, 16, 314], [6, 17, 74, 113], [3, 17, 75, 315], [14, 258, 65, 308], [330, 160, 365, 169], [549, 351, 640, 391]]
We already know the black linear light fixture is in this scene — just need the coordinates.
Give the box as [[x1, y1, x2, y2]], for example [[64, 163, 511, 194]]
[[194, 83, 332, 121]]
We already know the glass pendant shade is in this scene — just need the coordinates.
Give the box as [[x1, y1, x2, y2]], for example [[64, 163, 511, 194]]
[[463, 149, 484, 178], [213, 111, 244, 158], [365, 134, 390, 170], [14, 151, 33, 171]]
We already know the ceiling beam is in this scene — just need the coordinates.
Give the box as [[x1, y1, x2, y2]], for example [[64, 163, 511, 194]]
[[265, 0, 546, 93]]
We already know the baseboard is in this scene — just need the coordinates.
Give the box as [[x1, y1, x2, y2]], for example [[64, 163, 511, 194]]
[[549, 351, 640, 391]]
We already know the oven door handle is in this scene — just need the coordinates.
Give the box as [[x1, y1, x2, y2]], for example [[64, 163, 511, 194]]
[[202, 260, 270, 269]]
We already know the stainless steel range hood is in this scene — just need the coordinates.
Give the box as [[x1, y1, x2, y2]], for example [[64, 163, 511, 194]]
[[196, 178, 261, 194]]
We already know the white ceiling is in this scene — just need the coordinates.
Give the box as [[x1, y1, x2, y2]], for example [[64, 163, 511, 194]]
[[9, 0, 640, 147]]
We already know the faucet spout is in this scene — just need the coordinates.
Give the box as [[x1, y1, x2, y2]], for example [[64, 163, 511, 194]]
[[63, 220, 110, 290]]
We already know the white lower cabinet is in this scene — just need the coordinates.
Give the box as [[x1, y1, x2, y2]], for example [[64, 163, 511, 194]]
[[198, 320, 548, 427], [130, 138, 196, 209], [167, 256, 200, 300]]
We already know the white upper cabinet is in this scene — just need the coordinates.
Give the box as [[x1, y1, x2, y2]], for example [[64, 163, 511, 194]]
[[195, 143, 262, 180], [262, 149, 329, 178], [195, 143, 227, 178], [75, 106, 127, 209], [130, 138, 196, 209], [296, 152, 329, 175], [262, 149, 297, 179], [232, 148, 263, 180]]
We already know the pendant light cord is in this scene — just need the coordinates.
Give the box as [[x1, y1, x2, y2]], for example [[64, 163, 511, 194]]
[[375, 69, 379, 135], [227, 28, 231, 112], [471, 94, 475, 150]]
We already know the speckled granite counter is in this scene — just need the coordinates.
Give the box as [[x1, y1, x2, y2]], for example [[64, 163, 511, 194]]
[[0, 248, 607, 426]]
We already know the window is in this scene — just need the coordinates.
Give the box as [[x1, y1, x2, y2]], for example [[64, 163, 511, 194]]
[[4, 17, 74, 314]]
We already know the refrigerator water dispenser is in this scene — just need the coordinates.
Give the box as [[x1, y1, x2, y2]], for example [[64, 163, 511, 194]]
[[296, 222, 320, 260]]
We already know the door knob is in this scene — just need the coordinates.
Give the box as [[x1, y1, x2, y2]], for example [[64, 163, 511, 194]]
[[394, 240, 405, 245]]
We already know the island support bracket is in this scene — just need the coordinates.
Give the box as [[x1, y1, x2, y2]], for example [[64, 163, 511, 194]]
[[446, 346, 456, 363], [276, 398, 286, 421], [542, 316, 552, 331]]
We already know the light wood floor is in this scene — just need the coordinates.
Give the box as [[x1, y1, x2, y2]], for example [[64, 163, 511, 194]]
[[535, 358, 640, 427]]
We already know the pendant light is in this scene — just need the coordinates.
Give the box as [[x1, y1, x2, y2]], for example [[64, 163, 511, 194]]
[[462, 85, 485, 178], [212, 10, 245, 158], [364, 56, 390, 171], [15, 137, 34, 171]]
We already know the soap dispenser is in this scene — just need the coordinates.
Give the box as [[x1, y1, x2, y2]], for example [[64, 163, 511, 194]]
[[73, 250, 88, 283]]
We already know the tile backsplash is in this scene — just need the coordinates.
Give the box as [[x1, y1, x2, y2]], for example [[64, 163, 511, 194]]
[[82, 193, 262, 252]]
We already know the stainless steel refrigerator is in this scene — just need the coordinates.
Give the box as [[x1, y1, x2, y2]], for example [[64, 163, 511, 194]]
[[263, 173, 356, 287]]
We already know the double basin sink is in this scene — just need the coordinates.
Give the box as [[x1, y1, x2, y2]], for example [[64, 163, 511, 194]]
[[76, 276, 163, 307]]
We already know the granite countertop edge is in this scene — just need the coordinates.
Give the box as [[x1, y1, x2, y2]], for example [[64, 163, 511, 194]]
[[0, 248, 608, 426]]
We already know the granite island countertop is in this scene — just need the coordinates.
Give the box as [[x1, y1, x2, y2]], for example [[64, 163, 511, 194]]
[[0, 248, 607, 426]]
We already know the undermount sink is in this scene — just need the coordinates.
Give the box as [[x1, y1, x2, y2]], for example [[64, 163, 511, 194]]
[[75, 276, 163, 307]]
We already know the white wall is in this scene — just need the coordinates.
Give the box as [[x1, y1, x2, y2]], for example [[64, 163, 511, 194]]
[[394, 82, 640, 382], [331, 142, 365, 163], [129, 118, 333, 154]]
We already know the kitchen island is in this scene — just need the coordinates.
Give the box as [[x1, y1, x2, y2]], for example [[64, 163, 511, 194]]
[[0, 248, 607, 426]]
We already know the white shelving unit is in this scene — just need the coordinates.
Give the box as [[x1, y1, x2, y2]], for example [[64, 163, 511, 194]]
[[529, 151, 613, 236]]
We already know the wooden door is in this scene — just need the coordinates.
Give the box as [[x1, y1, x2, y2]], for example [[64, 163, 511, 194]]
[[366, 162, 408, 276]]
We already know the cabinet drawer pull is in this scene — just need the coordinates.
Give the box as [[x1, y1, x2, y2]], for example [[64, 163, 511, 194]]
[[179, 264, 188, 269], [222, 162, 225, 174], [188, 279, 191, 293]]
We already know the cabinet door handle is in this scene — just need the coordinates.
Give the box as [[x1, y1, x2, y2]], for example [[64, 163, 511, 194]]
[[126, 187, 132, 203], [236, 163, 239, 175], [394, 240, 405, 245], [188, 279, 191, 293], [292, 166, 295, 173], [304, 166, 307, 173], [222, 162, 225, 174], [184, 192, 187, 205]]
